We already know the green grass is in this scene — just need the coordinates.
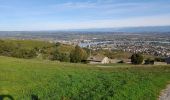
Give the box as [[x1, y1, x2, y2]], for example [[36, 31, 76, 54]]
[[1, 39, 53, 48], [0, 56, 170, 100]]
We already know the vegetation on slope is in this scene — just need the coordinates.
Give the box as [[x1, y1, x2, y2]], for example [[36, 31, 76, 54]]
[[0, 56, 170, 100], [0, 40, 74, 60], [0, 39, 159, 64]]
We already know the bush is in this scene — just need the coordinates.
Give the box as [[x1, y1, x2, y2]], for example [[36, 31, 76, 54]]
[[144, 58, 154, 65], [70, 45, 88, 63], [0, 40, 37, 59], [118, 60, 124, 63], [154, 57, 165, 62], [131, 53, 143, 64], [12, 49, 37, 59], [50, 50, 70, 62]]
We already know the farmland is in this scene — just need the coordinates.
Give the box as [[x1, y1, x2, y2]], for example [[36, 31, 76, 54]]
[[0, 56, 170, 100]]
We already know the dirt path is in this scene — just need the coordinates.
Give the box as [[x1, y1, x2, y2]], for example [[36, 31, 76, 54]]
[[159, 84, 170, 100]]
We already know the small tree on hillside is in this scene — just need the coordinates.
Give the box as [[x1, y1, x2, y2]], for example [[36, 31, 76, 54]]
[[131, 53, 143, 64], [70, 45, 87, 63], [51, 49, 70, 62]]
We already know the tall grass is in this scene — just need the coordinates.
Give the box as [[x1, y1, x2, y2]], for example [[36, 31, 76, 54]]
[[0, 56, 169, 100]]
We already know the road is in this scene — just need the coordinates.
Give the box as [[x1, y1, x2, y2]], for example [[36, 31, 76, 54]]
[[159, 84, 170, 100]]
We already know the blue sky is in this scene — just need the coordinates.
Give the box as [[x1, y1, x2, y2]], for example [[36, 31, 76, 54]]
[[0, 0, 170, 31]]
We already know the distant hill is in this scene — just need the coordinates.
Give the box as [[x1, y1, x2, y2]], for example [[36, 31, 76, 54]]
[[0, 26, 170, 35], [71, 26, 170, 32]]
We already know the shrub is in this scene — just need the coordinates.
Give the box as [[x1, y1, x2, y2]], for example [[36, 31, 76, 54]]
[[118, 60, 124, 63], [70, 45, 88, 63], [12, 49, 37, 59], [155, 57, 165, 62], [50, 50, 70, 62], [0, 40, 37, 59], [131, 53, 144, 64], [144, 58, 154, 65]]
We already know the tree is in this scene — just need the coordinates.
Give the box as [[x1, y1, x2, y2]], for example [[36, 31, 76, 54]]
[[50, 49, 70, 62], [59, 53, 70, 62], [131, 53, 143, 64], [70, 45, 87, 63], [155, 57, 165, 62]]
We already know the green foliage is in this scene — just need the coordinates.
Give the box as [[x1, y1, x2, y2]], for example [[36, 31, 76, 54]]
[[118, 60, 124, 63], [50, 49, 70, 62], [145, 58, 154, 65], [82, 47, 90, 56], [95, 49, 131, 59], [155, 57, 166, 62], [55, 42, 61, 47], [0, 40, 37, 59], [0, 40, 75, 60], [1, 39, 53, 49], [70, 45, 88, 63], [131, 53, 144, 64], [40, 43, 74, 60], [0, 56, 170, 100]]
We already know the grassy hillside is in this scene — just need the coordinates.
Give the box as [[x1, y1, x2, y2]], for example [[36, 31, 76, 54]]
[[0, 39, 76, 60], [0, 56, 170, 100], [0, 39, 74, 51], [0, 39, 54, 49]]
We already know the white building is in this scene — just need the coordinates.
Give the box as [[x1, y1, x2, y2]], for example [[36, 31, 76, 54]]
[[87, 55, 110, 64]]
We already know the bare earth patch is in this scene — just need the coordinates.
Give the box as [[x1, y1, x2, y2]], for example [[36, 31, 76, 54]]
[[159, 84, 170, 100]]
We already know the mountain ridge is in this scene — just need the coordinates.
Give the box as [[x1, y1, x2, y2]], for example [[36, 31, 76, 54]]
[[69, 26, 170, 32]]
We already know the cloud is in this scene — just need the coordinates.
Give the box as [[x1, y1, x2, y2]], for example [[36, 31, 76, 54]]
[[50, 2, 140, 10], [55, 2, 96, 9], [45, 14, 170, 29], [48, 1, 170, 17], [0, 0, 170, 31], [49, 1, 170, 10], [1, 14, 169, 31], [1, 1, 170, 19]]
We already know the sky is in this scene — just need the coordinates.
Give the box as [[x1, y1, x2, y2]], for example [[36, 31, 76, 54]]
[[0, 0, 170, 31]]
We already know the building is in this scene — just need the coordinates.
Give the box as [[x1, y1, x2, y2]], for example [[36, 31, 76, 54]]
[[87, 55, 110, 64], [166, 57, 170, 64], [154, 62, 167, 65]]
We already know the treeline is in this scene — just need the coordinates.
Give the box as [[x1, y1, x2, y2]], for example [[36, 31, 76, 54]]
[[50, 45, 88, 63], [0, 39, 165, 64], [130, 53, 166, 65]]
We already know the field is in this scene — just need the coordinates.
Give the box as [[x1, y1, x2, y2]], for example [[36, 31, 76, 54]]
[[0, 56, 170, 100]]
